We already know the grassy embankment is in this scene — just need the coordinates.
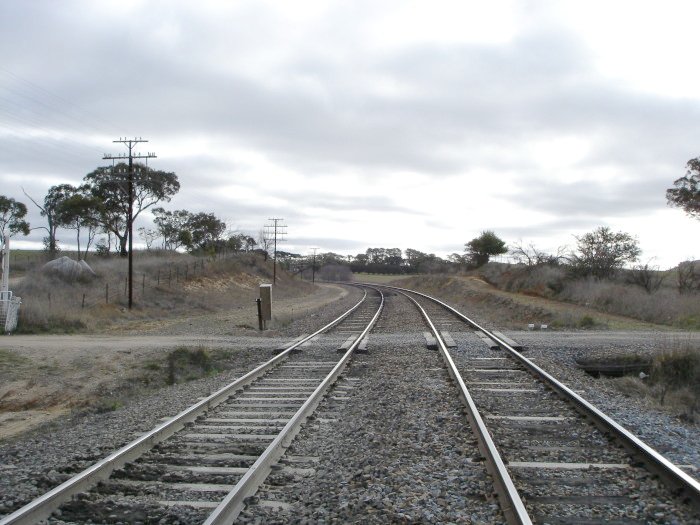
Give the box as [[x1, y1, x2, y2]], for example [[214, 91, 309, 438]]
[[478, 261, 700, 330], [8, 250, 309, 334]]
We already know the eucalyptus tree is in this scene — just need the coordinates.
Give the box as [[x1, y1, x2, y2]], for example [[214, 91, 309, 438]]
[[667, 157, 700, 220], [23, 184, 76, 255], [55, 186, 102, 260], [83, 162, 180, 256], [465, 230, 508, 267]]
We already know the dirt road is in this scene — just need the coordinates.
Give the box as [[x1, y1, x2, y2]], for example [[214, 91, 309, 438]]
[[0, 283, 353, 440]]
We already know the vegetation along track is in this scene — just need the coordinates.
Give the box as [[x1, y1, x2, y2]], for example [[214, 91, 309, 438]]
[[0, 286, 384, 525], [384, 284, 700, 524]]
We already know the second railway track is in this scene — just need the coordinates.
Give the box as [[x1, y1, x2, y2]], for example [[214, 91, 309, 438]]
[[392, 285, 700, 524]]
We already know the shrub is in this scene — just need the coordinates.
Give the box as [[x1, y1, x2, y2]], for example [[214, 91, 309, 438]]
[[166, 346, 214, 385], [651, 344, 700, 410], [578, 315, 595, 328]]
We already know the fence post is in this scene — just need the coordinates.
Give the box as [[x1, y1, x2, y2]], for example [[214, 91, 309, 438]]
[[106, 283, 109, 304], [142, 273, 146, 294], [48, 293, 51, 309], [157, 269, 160, 285], [82, 294, 86, 309]]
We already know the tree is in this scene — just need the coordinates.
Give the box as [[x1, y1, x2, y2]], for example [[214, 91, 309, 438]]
[[447, 253, 466, 265], [570, 226, 641, 278], [23, 184, 76, 256], [510, 241, 566, 267], [56, 186, 102, 260], [626, 260, 665, 293], [667, 158, 700, 219], [677, 260, 700, 294], [83, 163, 180, 256], [465, 230, 507, 267], [184, 212, 226, 252], [404, 248, 444, 273], [138, 227, 159, 250], [223, 233, 257, 253], [257, 228, 272, 261], [0, 196, 30, 243], [0, 196, 30, 285], [152, 208, 191, 250]]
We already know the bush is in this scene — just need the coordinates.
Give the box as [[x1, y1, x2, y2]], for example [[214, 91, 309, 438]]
[[167, 347, 214, 385], [606, 341, 700, 421], [560, 278, 700, 327], [578, 315, 596, 328], [651, 345, 700, 410]]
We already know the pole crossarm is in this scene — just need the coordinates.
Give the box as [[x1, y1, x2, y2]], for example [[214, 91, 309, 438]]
[[264, 218, 287, 285], [101, 137, 157, 309]]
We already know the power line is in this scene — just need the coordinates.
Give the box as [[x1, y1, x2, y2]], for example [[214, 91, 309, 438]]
[[264, 218, 287, 285]]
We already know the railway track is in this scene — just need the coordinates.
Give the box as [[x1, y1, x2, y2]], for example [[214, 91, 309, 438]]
[[387, 285, 700, 524], [2, 283, 699, 524], [0, 287, 383, 525]]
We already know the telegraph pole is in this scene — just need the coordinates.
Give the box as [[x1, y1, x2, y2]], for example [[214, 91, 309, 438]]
[[310, 247, 318, 283], [264, 218, 287, 285], [103, 138, 156, 309]]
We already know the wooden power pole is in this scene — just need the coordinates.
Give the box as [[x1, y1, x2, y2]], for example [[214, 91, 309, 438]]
[[264, 218, 287, 285], [103, 138, 156, 309]]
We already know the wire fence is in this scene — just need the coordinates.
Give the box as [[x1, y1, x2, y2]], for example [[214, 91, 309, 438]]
[[13, 250, 246, 314]]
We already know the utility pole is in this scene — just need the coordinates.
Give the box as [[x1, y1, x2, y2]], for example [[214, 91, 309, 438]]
[[310, 247, 318, 283], [264, 218, 287, 285], [103, 138, 156, 309], [0, 229, 8, 295]]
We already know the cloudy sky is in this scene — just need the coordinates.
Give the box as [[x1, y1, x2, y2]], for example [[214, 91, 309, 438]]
[[1, 0, 699, 268]]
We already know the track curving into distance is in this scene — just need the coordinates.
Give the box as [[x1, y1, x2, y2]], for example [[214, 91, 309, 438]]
[[381, 283, 700, 524]]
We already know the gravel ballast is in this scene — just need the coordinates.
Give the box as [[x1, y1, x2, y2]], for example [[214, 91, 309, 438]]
[[1, 284, 698, 523]]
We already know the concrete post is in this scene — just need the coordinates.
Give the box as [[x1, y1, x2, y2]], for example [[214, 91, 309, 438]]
[[259, 284, 272, 329]]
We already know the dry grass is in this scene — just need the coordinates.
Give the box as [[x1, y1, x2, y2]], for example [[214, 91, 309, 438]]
[[477, 262, 700, 329], [11, 251, 307, 333], [607, 338, 700, 422]]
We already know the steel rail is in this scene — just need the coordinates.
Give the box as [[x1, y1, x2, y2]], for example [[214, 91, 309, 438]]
[[204, 286, 385, 524], [385, 284, 700, 509], [395, 289, 532, 525], [0, 287, 369, 525]]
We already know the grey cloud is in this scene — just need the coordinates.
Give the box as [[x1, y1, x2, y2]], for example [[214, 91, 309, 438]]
[[505, 175, 665, 219]]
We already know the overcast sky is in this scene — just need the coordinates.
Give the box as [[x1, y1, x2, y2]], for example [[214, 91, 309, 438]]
[[1, 0, 699, 268]]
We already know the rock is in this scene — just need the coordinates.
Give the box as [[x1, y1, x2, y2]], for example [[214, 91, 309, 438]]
[[78, 259, 97, 278], [42, 256, 96, 282]]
